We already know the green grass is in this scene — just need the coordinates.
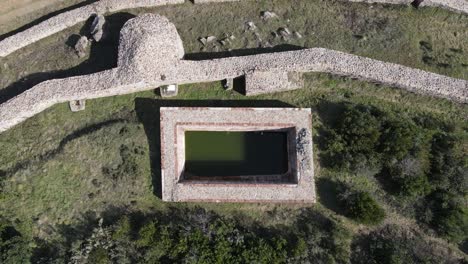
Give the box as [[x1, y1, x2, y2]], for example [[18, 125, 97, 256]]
[[0, 0, 466, 258]]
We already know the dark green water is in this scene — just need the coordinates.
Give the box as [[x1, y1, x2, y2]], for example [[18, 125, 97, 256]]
[[184, 131, 288, 177]]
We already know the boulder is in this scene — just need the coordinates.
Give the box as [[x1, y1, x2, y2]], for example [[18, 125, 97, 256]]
[[90, 14, 106, 42], [69, 100, 86, 112], [278, 27, 291, 37], [198, 36, 217, 46], [74, 36, 89, 58], [246, 21, 257, 31], [261, 11, 278, 21]]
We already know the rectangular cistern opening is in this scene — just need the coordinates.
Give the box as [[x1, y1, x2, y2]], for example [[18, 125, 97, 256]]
[[182, 130, 296, 183]]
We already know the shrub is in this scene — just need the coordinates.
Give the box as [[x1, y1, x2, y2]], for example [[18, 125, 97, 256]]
[[335, 105, 382, 154], [134, 214, 294, 263], [322, 104, 381, 170], [352, 224, 464, 264], [341, 190, 385, 225], [379, 116, 420, 160], [293, 209, 352, 263], [425, 191, 468, 244], [0, 222, 32, 264], [429, 132, 466, 194], [382, 156, 431, 197], [88, 247, 111, 264]]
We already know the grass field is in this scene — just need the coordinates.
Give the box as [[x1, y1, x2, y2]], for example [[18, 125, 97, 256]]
[[0, 0, 466, 261]]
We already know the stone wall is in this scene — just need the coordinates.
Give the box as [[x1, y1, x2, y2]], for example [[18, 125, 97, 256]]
[[0, 14, 466, 133], [0, 0, 185, 57], [0, 0, 467, 57]]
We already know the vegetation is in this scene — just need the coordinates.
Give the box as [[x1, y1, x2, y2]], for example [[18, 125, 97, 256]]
[[7, 208, 351, 263], [0, 220, 32, 264], [340, 189, 385, 225], [0, 0, 467, 262], [352, 224, 466, 264], [319, 102, 467, 245]]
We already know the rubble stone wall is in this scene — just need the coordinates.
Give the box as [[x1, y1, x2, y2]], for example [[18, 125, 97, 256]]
[[0, 0, 467, 57], [0, 14, 466, 134], [0, 0, 185, 57]]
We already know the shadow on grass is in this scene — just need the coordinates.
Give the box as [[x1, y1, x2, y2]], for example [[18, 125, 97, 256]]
[[134, 98, 294, 199], [313, 100, 348, 169], [316, 178, 345, 215], [0, 12, 135, 104], [374, 166, 400, 195], [0, 118, 131, 181], [184, 44, 304, 60], [0, 0, 101, 41]]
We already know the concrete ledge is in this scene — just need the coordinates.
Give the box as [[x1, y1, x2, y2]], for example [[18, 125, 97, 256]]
[[160, 107, 315, 203]]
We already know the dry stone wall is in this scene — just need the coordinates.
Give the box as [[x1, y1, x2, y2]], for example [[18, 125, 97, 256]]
[[0, 0, 467, 57], [0, 14, 466, 133], [0, 0, 184, 57]]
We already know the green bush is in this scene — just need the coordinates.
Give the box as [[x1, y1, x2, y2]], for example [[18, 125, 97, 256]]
[[382, 156, 431, 197], [322, 104, 381, 170], [429, 132, 466, 195], [335, 105, 382, 154], [379, 116, 420, 160], [134, 214, 296, 263], [352, 224, 464, 264], [88, 247, 111, 264], [425, 191, 468, 244], [341, 191, 385, 225], [0, 222, 32, 264]]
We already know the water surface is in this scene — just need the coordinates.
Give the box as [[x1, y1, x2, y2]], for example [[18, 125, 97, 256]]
[[184, 131, 288, 177]]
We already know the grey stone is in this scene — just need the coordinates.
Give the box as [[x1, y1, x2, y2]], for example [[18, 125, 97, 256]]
[[261, 11, 278, 21], [278, 27, 291, 37], [160, 84, 178, 97], [74, 36, 89, 58], [69, 100, 86, 112], [246, 21, 257, 31], [90, 14, 106, 42], [199, 36, 216, 45]]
